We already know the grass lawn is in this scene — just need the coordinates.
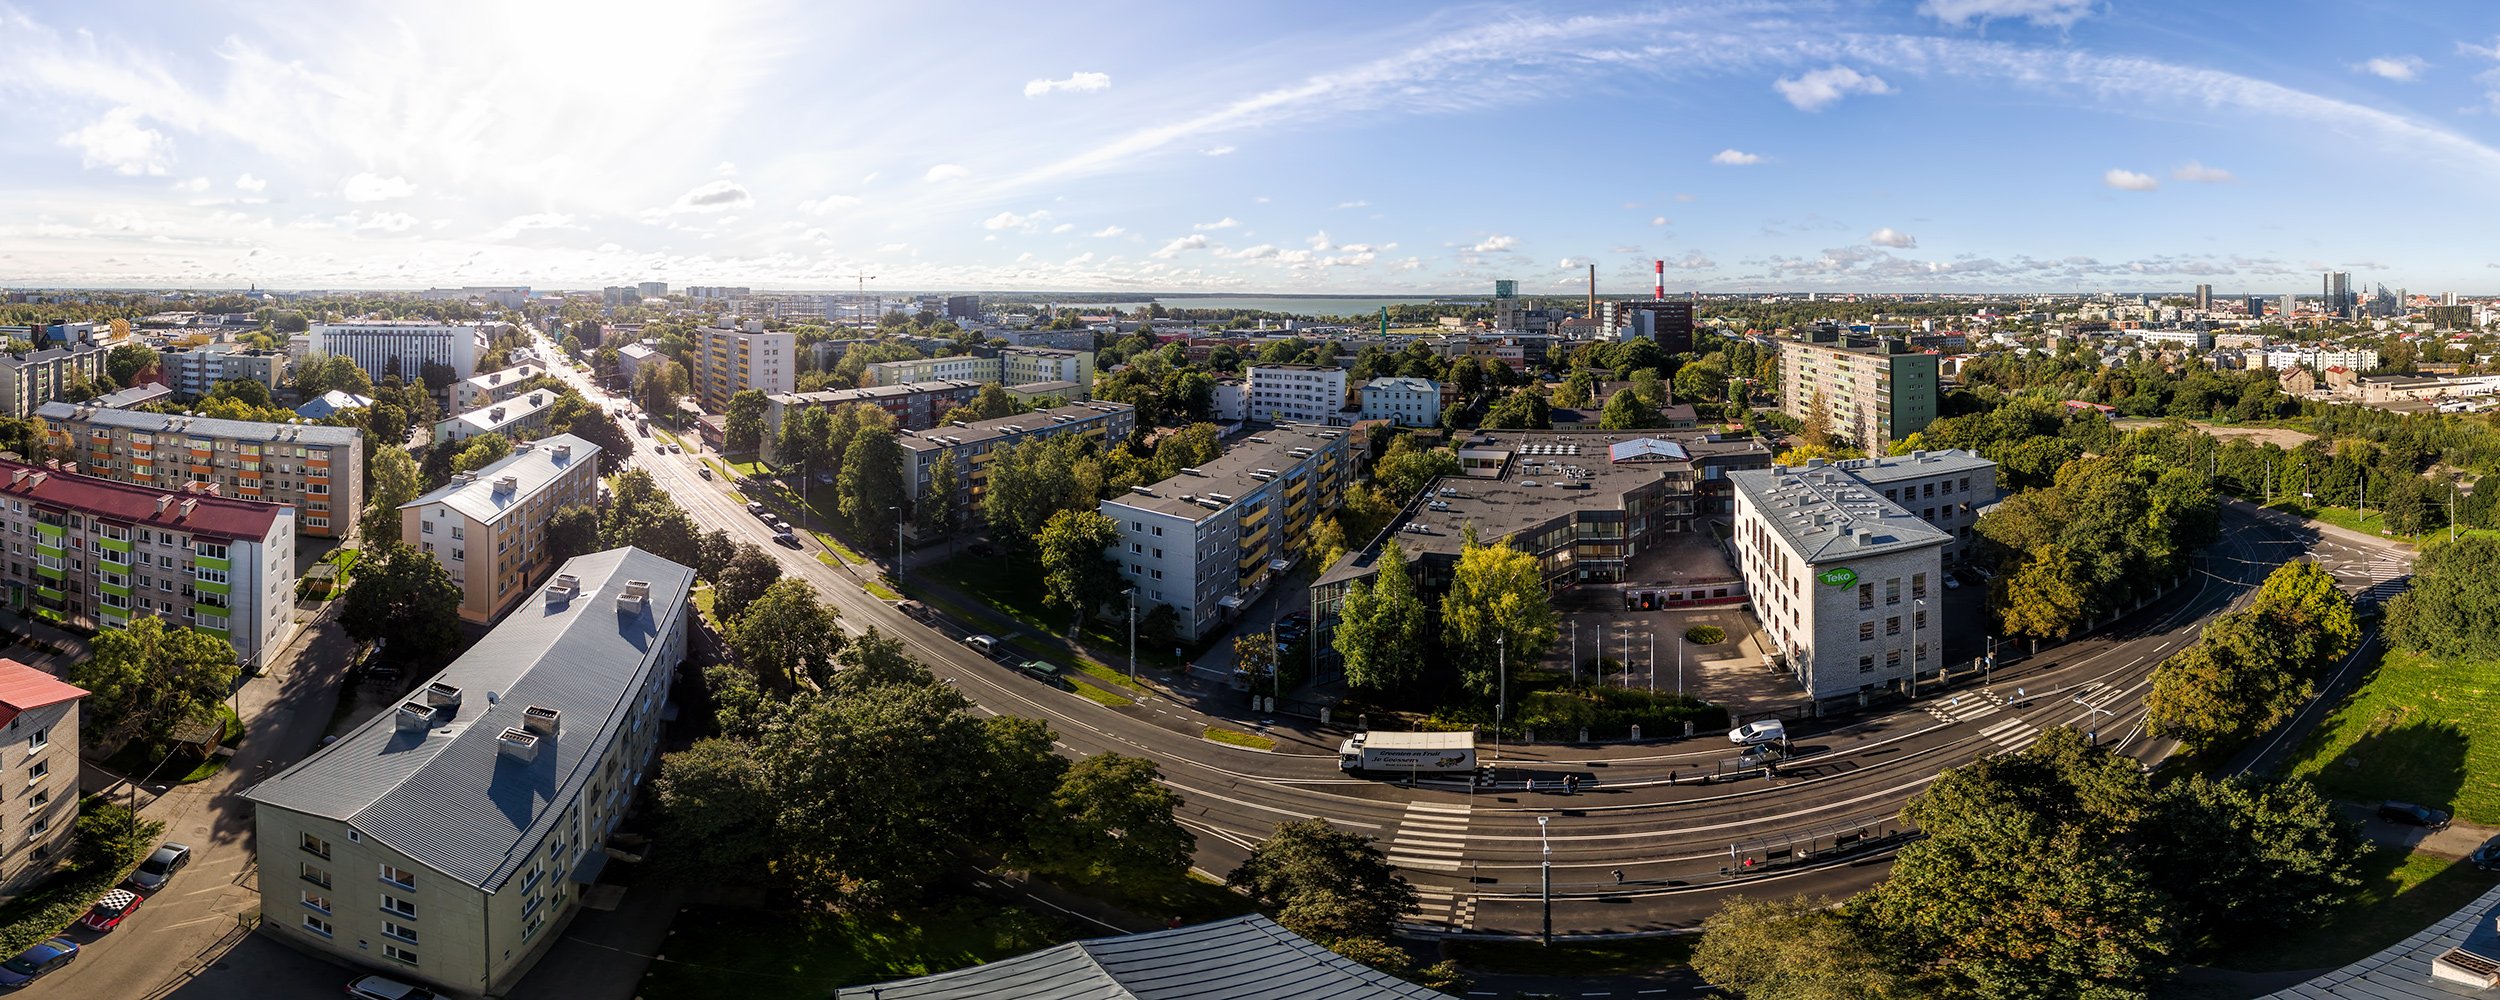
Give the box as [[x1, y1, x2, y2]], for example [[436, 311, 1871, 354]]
[[701, 457, 737, 481], [810, 529, 868, 565], [1038, 871, 1261, 927], [2258, 500, 2500, 547], [635, 897, 1080, 1000], [692, 585, 719, 628], [2214, 846, 2500, 972], [863, 579, 901, 601], [1444, 934, 1698, 977], [917, 555, 1204, 672], [1071, 684, 1131, 707], [815, 552, 842, 569], [1203, 726, 1276, 751], [1073, 661, 1148, 696], [2281, 648, 2500, 825]]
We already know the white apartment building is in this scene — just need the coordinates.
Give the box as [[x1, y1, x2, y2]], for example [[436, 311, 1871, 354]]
[[2257, 347, 2381, 371], [1097, 424, 1353, 640], [307, 321, 487, 381], [0, 346, 106, 420], [160, 345, 287, 401], [1211, 379, 1247, 422], [432, 390, 557, 445], [245, 547, 692, 999], [400, 435, 604, 624], [1359, 377, 1441, 428], [452, 364, 547, 412], [692, 322, 796, 412], [2134, 329, 2213, 351], [1729, 451, 1996, 712], [1246, 365, 1349, 425], [0, 660, 85, 898], [868, 349, 1097, 396]]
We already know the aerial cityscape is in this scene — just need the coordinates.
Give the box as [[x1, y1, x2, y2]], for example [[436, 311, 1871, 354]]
[[0, 2, 2496, 1000]]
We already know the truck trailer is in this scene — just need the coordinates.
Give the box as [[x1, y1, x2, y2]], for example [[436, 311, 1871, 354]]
[[1338, 731, 1477, 776]]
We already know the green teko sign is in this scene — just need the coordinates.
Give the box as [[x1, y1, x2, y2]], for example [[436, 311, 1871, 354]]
[[1818, 567, 1859, 589]]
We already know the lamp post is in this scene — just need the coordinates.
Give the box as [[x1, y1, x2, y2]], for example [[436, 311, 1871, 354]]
[[1538, 815, 1553, 947], [889, 505, 905, 584], [1494, 633, 1506, 764], [1677, 630, 1684, 697], [1127, 587, 1138, 684], [1648, 632, 1656, 694], [1910, 597, 1926, 699]]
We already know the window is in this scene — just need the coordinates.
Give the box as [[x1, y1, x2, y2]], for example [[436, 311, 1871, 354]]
[[301, 914, 333, 938], [1858, 622, 1875, 641], [384, 944, 418, 966], [379, 864, 415, 889], [1885, 578, 1901, 605], [302, 833, 331, 859], [1917, 642, 1929, 662], [25, 728, 42, 752], [383, 921, 419, 944], [301, 863, 331, 888], [26, 760, 44, 783], [1911, 573, 1927, 599], [1885, 616, 1901, 636], [1884, 489, 1897, 501], [1960, 477, 1971, 491], [1859, 655, 1875, 673], [1886, 649, 1902, 669], [27, 789, 45, 810], [1858, 583, 1873, 609], [1923, 482, 1936, 498], [381, 894, 416, 918], [301, 890, 330, 914]]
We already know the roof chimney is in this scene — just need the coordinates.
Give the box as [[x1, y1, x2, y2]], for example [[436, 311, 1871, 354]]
[[495, 475, 518, 494], [494, 727, 540, 763], [178, 497, 196, 518], [616, 579, 651, 615], [424, 681, 463, 709], [521, 705, 561, 738], [1856, 531, 1876, 547], [155, 495, 173, 515], [394, 702, 435, 733]]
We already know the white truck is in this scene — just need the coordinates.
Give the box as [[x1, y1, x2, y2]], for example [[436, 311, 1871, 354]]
[[1338, 731, 1477, 776]]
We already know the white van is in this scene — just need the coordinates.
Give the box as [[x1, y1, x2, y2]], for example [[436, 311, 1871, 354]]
[[1729, 719, 1787, 745]]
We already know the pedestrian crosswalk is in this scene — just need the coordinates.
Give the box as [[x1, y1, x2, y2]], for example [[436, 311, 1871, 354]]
[[1977, 715, 2038, 755], [1410, 889, 1478, 931], [1383, 801, 1469, 873], [1922, 696, 2001, 726]]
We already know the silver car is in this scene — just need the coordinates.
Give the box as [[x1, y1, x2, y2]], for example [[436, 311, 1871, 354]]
[[124, 843, 190, 892]]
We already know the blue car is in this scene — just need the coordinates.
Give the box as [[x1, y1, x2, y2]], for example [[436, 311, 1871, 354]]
[[0, 937, 77, 990]]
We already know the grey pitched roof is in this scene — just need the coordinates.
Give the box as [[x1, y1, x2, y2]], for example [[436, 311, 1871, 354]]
[[401, 434, 600, 523], [835, 914, 1450, 1000], [1841, 448, 1994, 487], [35, 401, 364, 447], [1728, 459, 1958, 563], [2262, 881, 2500, 999], [243, 546, 693, 892]]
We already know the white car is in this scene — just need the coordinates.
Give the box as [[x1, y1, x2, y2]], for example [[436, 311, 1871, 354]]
[[1729, 719, 1787, 745]]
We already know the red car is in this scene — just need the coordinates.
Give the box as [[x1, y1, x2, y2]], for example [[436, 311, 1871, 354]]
[[78, 889, 143, 931]]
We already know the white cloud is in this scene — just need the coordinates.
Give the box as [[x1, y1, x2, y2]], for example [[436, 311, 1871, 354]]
[[1712, 149, 1763, 166], [669, 179, 752, 213], [1024, 72, 1112, 98], [1231, 244, 1280, 260], [1868, 227, 1917, 248], [234, 173, 267, 193], [1152, 234, 1210, 258], [1194, 217, 1240, 231], [173, 177, 209, 193], [353, 211, 418, 232], [1651, 216, 1669, 226], [343, 172, 416, 203], [1307, 231, 1334, 251], [483, 213, 577, 239], [878, 242, 909, 253], [1471, 235, 1519, 252], [924, 164, 970, 183], [982, 211, 1030, 230], [1051, 223, 1073, 233], [1202, 146, 1237, 156], [799, 194, 861, 214], [57, 107, 174, 175], [1773, 66, 1895, 112], [1557, 257, 1592, 269], [1091, 225, 1126, 237], [2103, 169, 2160, 191], [1334, 200, 1369, 209], [1918, 0, 2097, 28], [2172, 161, 2236, 183], [2355, 56, 2428, 82], [713, 161, 740, 176]]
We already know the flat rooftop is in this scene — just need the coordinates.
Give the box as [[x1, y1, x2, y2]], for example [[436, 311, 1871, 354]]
[[1105, 423, 1349, 524], [1385, 430, 1712, 559], [1728, 458, 1956, 563], [897, 401, 1133, 456]]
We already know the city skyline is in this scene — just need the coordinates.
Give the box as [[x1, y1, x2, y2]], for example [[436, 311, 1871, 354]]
[[3, 0, 2498, 294]]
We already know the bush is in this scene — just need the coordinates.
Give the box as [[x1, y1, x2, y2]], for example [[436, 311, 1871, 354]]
[[0, 798, 164, 957], [1515, 687, 1727, 737], [1685, 625, 1726, 645]]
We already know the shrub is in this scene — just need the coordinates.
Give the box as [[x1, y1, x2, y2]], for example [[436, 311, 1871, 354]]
[[1685, 625, 1726, 645], [0, 798, 164, 957]]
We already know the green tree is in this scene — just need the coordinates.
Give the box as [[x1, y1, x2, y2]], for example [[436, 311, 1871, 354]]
[[2386, 533, 2500, 661], [1373, 439, 1461, 502], [105, 343, 160, 387], [601, 469, 702, 568], [649, 738, 777, 882], [359, 446, 423, 544], [339, 541, 464, 667], [722, 389, 768, 454], [714, 543, 782, 622], [1153, 422, 1223, 480], [1037, 509, 1124, 633], [967, 714, 1069, 855], [1013, 754, 1196, 892], [838, 425, 908, 555], [1335, 541, 1425, 691], [1440, 534, 1560, 698], [450, 432, 512, 474], [761, 677, 990, 907], [1691, 895, 1903, 1000], [1598, 387, 1659, 430], [1481, 387, 1549, 429], [916, 457, 960, 545], [544, 504, 600, 566], [293, 354, 376, 398], [68, 615, 240, 748], [982, 434, 1094, 561], [1993, 544, 2089, 641], [728, 579, 843, 692], [970, 383, 1027, 420], [2133, 774, 2365, 942], [1227, 818, 1420, 942]]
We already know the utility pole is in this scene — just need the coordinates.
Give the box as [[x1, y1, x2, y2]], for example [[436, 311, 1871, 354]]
[[1538, 815, 1553, 947], [1649, 632, 1656, 694], [1494, 634, 1506, 764]]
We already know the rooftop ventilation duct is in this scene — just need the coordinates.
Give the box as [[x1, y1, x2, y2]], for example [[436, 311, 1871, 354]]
[[424, 682, 463, 709], [522, 705, 562, 737], [545, 574, 581, 607], [616, 579, 651, 614], [394, 702, 436, 733], [495, 727, 540, 763]]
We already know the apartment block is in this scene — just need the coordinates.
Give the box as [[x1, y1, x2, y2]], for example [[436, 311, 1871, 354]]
[[1359, 377, 1441, 428], [0, 460, 296, 665], [433, 389, 557, 445], [868, 348, 1096, 396], [1098, 424, 1353, 640], [452, 363, 548, 412], [1211, 379, 1247, 422], [0, 346, 105, 420], [0, 662, 84, 898], [1729, 451, 1996, 712], [691, 322, 795, 412], [614, 343, 662, 384], [37, 403, 365, 539], [1775, 333, 1940, 453], [900, 402, 1136, 517], [401, 435, 604, 624], [244, 547, 692, 998], [757, 380, 982, 464], [160, 344, 287, 401], [1246, 365, 1350, 425], [308, 321, 485, 381]]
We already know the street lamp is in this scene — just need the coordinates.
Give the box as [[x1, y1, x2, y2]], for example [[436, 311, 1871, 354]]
[[1537, 815, 1553, 947], [1127, 587, 1138, 684], [1494, 633, 1506, 765], [2073, 695, 2117, 746]]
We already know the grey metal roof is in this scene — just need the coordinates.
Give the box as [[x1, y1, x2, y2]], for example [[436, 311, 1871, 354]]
[[1838, 448, 1994, 487], [1728, 460, 1958, 563], [835, 914, 1451, 1000], [2261, 882, 2500, 999], [401, 434, 600, 523], [35, 401, 364, 446], [243, 546, 693, 892]]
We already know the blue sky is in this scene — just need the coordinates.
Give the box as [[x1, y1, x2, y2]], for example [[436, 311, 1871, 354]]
[[3, 0, 2498, 295]]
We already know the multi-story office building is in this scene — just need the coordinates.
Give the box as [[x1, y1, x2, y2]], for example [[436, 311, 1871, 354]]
[[0, 460, 296, 664], [307, 321, 485, 382], [1098, 424, 1353, 640], [36, 403, 364, 539], [0, 345, 105, 420], [1246, 365, 1349, 425], [1359, 377, 1441, 427], [244, 546, 691, 998], [433, 390, 557, 446], [2195, 284, 2214, 310], [1628, 301, 1695, 353], [1775, 333, 1940, 453], [159, 344, 287, 401], [867, 348, 1096, 396], [900, 402, 1136, 515], [452, 364, 547, 412], [1728, 451, 1996, 712], [0, 661, 85, 898], [400, 435, 604, 624], [691, 323, 795, 412]]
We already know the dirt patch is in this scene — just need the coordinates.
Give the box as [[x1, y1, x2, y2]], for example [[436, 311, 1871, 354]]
[[2113, 419, 2317, 450]]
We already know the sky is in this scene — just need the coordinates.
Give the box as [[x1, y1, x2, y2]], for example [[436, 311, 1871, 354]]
[[2, 0, 2498, 296]]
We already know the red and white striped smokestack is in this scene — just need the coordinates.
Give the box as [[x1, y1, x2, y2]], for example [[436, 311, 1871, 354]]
[[1654, 260, 1665, 300]]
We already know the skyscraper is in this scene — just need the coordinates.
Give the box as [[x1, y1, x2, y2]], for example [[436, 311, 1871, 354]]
[[2194, 284, 2213, 310], [2324, 272, 2354, 319]]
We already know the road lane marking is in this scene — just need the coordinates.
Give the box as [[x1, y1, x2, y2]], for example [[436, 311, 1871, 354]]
[[1160, 780, 1382, 828]]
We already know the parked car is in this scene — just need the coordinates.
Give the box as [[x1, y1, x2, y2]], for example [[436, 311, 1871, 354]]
[[963, 635, 999, 655], [0, 938, 76, 990], [345, 974, 440, 1000], [2473, 836, 2500, 872], [1729, 719, 1788, 746], [773, 532, 801, 549], [746, 501, 768, 518], [78, 889, 144, 931], [1942, 576, 1961, 590], [125, 843, 191, 892], [2377, 800, 2449, 828]]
